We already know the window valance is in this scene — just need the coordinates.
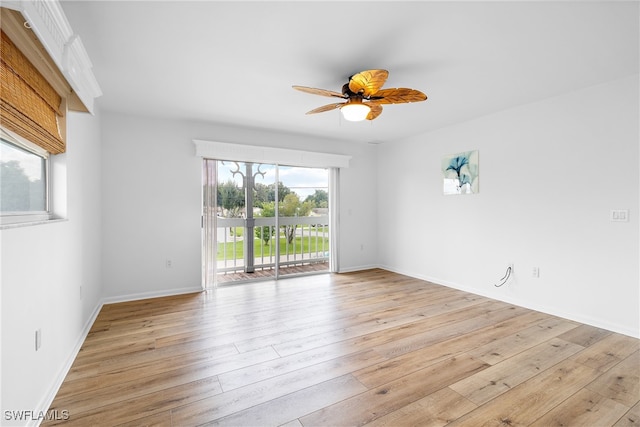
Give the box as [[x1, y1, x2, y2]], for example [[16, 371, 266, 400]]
[[193, 140, 351, 169]]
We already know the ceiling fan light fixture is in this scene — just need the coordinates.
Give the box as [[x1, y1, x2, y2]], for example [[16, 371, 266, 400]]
[[294, 69, 426, 121], [341, 103, 370, 122]]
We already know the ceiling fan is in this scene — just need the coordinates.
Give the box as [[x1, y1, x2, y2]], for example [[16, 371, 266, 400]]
[[292, 69, 427, 122]]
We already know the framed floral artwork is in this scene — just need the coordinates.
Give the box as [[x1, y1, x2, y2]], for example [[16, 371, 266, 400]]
[[442, 150, 479, 195]]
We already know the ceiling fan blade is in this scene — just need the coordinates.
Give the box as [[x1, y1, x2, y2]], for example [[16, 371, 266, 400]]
[[305, 102, 345, 115], [366, 104, 383, 120], [292, 85, 346, 99], [370, 88, 427, 104], [348, 69, 389, 97]]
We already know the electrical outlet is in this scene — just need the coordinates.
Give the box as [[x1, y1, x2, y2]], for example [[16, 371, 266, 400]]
[[166, 260, 172, 268], [532, 267, 540, 278], [610, 209, 629, 222], [35, 329, 42, 351]]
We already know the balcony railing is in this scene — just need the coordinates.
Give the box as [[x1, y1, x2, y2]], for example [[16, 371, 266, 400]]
[[215, 215, 329, 274]]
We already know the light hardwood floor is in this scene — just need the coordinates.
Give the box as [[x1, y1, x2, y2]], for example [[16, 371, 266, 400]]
[[45, 269, 640, 426]]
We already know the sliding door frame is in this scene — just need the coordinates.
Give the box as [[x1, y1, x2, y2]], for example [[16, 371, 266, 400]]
[[196, 140, 351, 289]]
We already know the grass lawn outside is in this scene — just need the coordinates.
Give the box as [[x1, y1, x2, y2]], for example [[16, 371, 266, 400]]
[[217, 231, 329, 261]]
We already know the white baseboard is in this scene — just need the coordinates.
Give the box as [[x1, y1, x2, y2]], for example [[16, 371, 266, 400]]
[[379, 264, 640, 339], [30, 285, 204, 426], [101, 286, 204, 305], [337, 263, 381, 273], [31, 300, 103, 427], [30, 268, 637, 427]]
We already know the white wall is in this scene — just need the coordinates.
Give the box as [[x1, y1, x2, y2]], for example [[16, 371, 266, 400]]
[[100, 112, 379, 300], [0, 108, 378, 425], [378, 75, 640, 338], [2, 72, 635, 427], [1, 110, 103, 424]]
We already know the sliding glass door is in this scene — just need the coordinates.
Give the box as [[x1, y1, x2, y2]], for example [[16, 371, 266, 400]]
[[275, 165, 330, 278], [202, 159, 330, 287]]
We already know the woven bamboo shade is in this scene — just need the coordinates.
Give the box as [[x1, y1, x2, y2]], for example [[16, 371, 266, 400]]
[[1, 30, 64, 154]]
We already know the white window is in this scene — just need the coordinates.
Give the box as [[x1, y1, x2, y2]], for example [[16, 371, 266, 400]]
[[0, 128, 51, 225]]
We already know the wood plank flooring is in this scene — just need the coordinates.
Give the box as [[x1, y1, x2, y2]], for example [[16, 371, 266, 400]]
[[45, 269, 640, 426]]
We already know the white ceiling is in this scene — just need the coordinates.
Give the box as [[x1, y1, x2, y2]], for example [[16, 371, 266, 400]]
[[60, 1, 639, 144]]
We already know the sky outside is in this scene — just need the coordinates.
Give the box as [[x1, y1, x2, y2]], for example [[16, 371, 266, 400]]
[[0, 139, 45, 182], [217, 161, 328, 200]]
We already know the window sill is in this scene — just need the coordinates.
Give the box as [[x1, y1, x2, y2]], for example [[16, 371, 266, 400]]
[[0, 217, 67, 230]]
